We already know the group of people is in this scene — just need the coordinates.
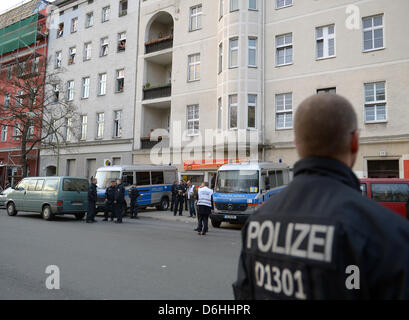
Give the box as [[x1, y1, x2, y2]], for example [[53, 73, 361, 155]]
[[87, 178, 140, 224]]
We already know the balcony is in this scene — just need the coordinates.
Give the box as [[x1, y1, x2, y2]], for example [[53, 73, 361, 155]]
[[145, 35, 173, 54], [143, 84, 171, 101]]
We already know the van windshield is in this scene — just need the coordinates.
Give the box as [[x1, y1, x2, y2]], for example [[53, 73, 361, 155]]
[[215, 170, 259, 194], [63, 179, 89, 192], [95, 170, 120, 189]]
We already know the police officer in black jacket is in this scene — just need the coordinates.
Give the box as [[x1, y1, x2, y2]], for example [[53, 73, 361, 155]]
[[129, 184, 140, 219], [233, 94, 409, 300], [170, 180, 178, 211], [173, 180, 186, 216], [114, 179, 125, 224], [86, 178, 98, 223], [103, 180, 116, 221]]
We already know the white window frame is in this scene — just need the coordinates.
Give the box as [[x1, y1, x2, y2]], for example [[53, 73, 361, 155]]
[[275, 93, 293, 130], [229, 38, 239, 68], [82, 77, 90, 99], [187, 104, 200, 136], [247, 94, 257, 129], [228, 94, 238, 130], [53, 84, 60, 102], [116, 69, 125, 92], [364, 82, 387, 123], [85, 11, 94, 28], [230, 0, 239, 12], [119, 0, 128, 17], [316, 25, 336, 59], [117, 32, 126, 52], [276, 0, 292, 9], [80, 115, 88, 140], [98, 73, 107, 96], [71, 17, 78, 33], [84, 42, 92, 61], [1, 125, 7, 142], [218, 42, 223, 73], [96, 113, 105, 138], [248, 37, 257, 67], [4, 93, 10, 109], [16, 90, 23, 107], [13, 122, 20, 140], [113, 110, 122, 138], [67, 80, 74, 101], [249, 0, 257, 10], [362, 14, 384, 52], [55, 51, 62, 68], [102, 6, 110, 22], [189, 5, 202, 31], [100, 37, 108, 57], [68, 47, 76, 65], [276, 33, 293, 66], [188, 53, 200, 82], [66, 117, 73, 142]]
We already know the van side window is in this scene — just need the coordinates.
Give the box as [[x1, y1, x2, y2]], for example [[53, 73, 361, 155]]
[[43, 179, 59, 192], [36, 179, 44, 191], [16, 180, 29, 190], [371, 183, 409, 202], [63, 179, 88, 192], [261, 171, 269, 190], [268, 171, 277, 188], [27, 180, 37, 191], [276, 170, 284, 186], [122, 172, 134, 186], [151, 171, 164, 185], [135, 172, 150, 186], [360, 183, 367, 197]]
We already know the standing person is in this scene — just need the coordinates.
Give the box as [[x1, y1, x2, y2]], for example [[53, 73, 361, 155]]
[[187, 180, 196, 217], [233, 94, 409, 299], [173, 180, 186, 216], [114, 178, 125, 224], [86, 178, 98, 223], [103, 181, 116, 221], [195, 182, 213, 235], [183, 180, 188, 211], [129, 184, 140, 219], [170, 180, 178, 211]]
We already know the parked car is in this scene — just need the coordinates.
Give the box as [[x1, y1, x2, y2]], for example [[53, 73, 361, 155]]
[[360, 179, 409, 219], [5, 177, 89, 221], [0, 187, 12, 209]]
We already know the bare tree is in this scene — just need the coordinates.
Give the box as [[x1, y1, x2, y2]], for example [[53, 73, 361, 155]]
[[0, 54, 79, 178]]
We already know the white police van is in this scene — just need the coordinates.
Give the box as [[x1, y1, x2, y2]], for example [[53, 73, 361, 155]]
[[211, 162, 291, 227], [94, 164, 177, 213]]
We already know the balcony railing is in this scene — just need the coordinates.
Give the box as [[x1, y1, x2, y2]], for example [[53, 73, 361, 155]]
[[145, 35, 173, 54], [143, 84, 171, 100]]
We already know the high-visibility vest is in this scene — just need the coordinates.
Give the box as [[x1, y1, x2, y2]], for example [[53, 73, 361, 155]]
[[197, 187, 213, 207]]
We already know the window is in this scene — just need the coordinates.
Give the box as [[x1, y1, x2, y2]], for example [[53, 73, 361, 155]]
[[57, 23, 64, 38], [32, 57, 39, 73], [67, 80, 74, 101], [218, 97, 222, 129], [66, 118, 73, 141], [102, 6, 110, 22], [85, 12, 94, 28], [187, 104, 199, 136], [98, 73, 107, 95], [249, 0, 257, 10], [218, 42, 223, 73], [228, 94, 238, 129], [100, 37, 108, 56], [82, 77, 90, 99], [364, 82, 386, 123], [27, 121, 34, 139], [247, 95, 256, 129], [248, 37, 257, 67], [122, 172, 133, 186], [116, 69, 124, 92], [68, 47, 76, 65], [113, 111, 122, 137], [43, 179, 58, 192], [276, 93, 293, 129], [13, 123, 20, 140], [276, 33, 292, 66], [316, 25, 335, 59], [55, 51, 62, 68], [6, 66, 12, 80], [84, 42, 92, 61], [117, 32, 126, 52], [53, 84, 60, 102], [26, 179, 37, 191], [317, 87, 336, 94], [189, 5, 202, 31], [4, 93, 10, 109], [229, 38, 239, 68], [363, 15, 384, 51], [230, 0, 239, 12], [63, 179, 88, 192], [135, 172, 150, 186], [16, 90, 23, 107], [1, 125, 7, 142], [80, 115, 87, 140], [71, 17, 78, 33], [119, 0, 128, 17], [96, 113, 104, 138], [151, 171, 164, 185], [188, 54, 200, 81], [73, 5, 78, 10], [371, 183, 409, 202], [276, 0, 292, 9], [219, 0, 223, 19]]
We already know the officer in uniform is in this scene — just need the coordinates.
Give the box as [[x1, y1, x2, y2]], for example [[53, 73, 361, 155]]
[[173, 180, 186, 216], [233, 94, 409, 299], [129, 184, 140, 219], [86, 178, 98, 223], [170, 180, 178, 211], [114, 179, 125, 224], [195, 182, 213, 235], [103, 180, 116, 221]]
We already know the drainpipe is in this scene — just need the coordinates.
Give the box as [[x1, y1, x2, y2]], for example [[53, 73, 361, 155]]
[[261, 0, 266, 161]]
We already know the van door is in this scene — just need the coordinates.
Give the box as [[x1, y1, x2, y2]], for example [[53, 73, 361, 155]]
[[61, 178, 89, 212], [135, 171, 151, 206], [34, 179, 45, 212], [24, 179, 38, 212], [12, 179, 29, 211]]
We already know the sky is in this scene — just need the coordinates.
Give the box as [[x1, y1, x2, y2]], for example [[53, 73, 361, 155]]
[[0, 0, 55, 14]]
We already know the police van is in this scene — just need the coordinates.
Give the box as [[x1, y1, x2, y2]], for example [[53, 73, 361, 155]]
[[211, 162, 291, 227], [94, 164, 177, 213]]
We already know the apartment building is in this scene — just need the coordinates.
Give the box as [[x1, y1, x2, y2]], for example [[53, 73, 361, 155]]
[[39, 0, 139, 178], [133, 0, 409, 180]]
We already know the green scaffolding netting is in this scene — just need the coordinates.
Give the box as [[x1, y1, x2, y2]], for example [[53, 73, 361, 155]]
[[0, 13, 39, 56]]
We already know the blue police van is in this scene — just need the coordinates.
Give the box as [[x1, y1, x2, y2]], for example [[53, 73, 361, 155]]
[[211, 162, 291, 227], [94, 164, 177, 213]]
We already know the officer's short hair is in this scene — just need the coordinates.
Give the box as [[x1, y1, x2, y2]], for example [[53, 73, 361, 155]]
[[294, 94, 358, 158]]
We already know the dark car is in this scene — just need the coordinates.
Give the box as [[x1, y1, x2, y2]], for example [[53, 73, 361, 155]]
[[0, 187, 12, 209]]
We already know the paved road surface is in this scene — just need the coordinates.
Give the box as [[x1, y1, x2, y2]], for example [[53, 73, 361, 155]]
[[0, 210, 242, 300]]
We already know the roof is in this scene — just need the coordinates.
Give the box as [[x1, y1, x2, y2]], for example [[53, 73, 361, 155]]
[[0, 0, 48, 29]]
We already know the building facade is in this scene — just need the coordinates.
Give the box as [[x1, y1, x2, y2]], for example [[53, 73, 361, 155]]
[[39, 0, 139, 179]]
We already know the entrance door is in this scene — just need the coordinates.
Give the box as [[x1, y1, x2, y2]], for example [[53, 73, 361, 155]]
[[367, 160, 399, 178]]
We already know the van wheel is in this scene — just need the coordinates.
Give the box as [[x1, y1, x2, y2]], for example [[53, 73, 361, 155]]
[[75, 213, 85, 220], [41, 205, 54, 221], [7, 202, 17, 216], [157, 197, 169, 211], [211, 219, 222, 228]]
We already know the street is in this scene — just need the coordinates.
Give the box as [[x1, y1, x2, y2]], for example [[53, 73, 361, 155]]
[[0, 209, 242, 300]]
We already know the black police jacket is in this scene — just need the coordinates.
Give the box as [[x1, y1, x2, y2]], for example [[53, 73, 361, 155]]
[[171, 184, 177, 195], [88, 183, 97, 203], [114, 184, 125, 204], [233, 157, 409, 300], [175, 184, 186, 198], [129, 187, 140, 202], [105, 186, 115, 203]]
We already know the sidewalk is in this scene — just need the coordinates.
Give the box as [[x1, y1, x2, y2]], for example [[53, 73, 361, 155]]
[[137, 209, 198, 224]]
